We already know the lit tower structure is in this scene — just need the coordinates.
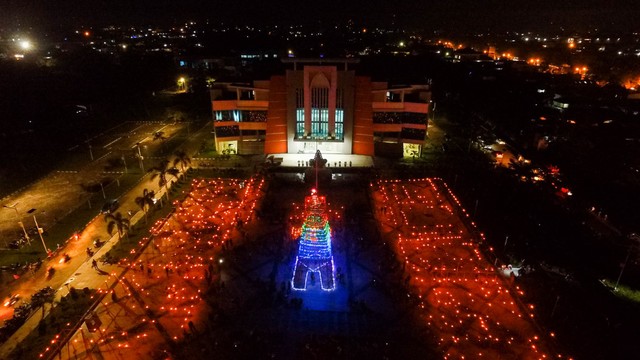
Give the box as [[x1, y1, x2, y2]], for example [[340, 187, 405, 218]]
[[292, 152, 335, 291]]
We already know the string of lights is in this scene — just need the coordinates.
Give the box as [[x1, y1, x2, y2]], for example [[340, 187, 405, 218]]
[[291, 189, 336, 291], [38, 177, 264, 359], [372, 178, 566, 360]]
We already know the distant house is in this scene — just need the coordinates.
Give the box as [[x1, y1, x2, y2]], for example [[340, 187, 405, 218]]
[[552, 97, 571, 110], [453, 48, 493, 63]]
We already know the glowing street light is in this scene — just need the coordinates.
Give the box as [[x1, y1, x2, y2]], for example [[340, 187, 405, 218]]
[[19, 40, 32, 51], [528, 58, 542, 66], [177, 77, 186, 91], [574, 66, 588, 79]]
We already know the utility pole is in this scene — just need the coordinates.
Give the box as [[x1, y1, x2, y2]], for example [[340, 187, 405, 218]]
[[17, 221, 31, 246], [88, 143, 94, 161], [136, 143, 145, 172], [615, 233, 639, 291], [33, 215, 48, 254]]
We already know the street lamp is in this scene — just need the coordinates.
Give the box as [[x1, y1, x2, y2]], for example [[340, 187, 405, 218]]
[[3, 202, 19, 217], [3, 202, 30, 246], [19, 40, 32, 51], [27, 208, 49, 254], [135, 142, 145, 171]]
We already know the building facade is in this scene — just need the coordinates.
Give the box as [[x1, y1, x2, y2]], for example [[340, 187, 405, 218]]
[[210, 58, 431, 157]]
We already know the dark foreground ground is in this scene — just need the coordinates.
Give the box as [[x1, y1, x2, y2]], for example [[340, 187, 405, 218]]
[[172, 176, 435, 360]]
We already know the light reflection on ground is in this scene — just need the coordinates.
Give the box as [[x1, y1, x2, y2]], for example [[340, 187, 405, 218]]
[[372, 178, 557, 359]]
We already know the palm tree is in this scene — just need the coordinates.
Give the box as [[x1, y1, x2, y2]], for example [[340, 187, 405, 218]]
[[153, 131, 168, 153], [149, 159, 180, 200], [31, 286, 55, 318], [105, 212, 130, 240], [173, 150, 191, 173], [135, 189, 156, 223]]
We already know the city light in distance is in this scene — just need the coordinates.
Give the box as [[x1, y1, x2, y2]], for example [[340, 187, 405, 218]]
[[528, 58, 542, 66], [19, 40, 31, 50]]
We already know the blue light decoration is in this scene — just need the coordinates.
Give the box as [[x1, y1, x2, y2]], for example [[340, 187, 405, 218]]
[[291, 188, 336, 291]]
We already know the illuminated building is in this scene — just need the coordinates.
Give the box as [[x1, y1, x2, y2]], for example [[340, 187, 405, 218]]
[[291, 187, 335, 291], [210, 58, 431, 158]]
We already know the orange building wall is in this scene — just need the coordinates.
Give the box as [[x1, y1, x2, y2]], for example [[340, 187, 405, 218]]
[[264, 76, 288, 154], [353, 77, 374, 155], [403, 102, 429, 114]]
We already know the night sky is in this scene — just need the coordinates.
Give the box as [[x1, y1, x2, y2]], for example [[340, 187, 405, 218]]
[[1, 0, 639, 32]]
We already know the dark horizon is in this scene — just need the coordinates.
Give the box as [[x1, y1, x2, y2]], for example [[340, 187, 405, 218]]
[[2, 0, 640, 34]]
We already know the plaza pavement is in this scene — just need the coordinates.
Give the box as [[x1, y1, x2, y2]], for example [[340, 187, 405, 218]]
[[371, 178, 558, 359]]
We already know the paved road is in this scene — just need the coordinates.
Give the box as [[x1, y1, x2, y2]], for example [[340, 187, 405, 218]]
[[0, 121, 212, 358], [0, 121, 184, 247]]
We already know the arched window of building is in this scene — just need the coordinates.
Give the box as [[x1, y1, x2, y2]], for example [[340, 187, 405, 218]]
[[310, 73, 330, 137], [296, 88, 305, 137]]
